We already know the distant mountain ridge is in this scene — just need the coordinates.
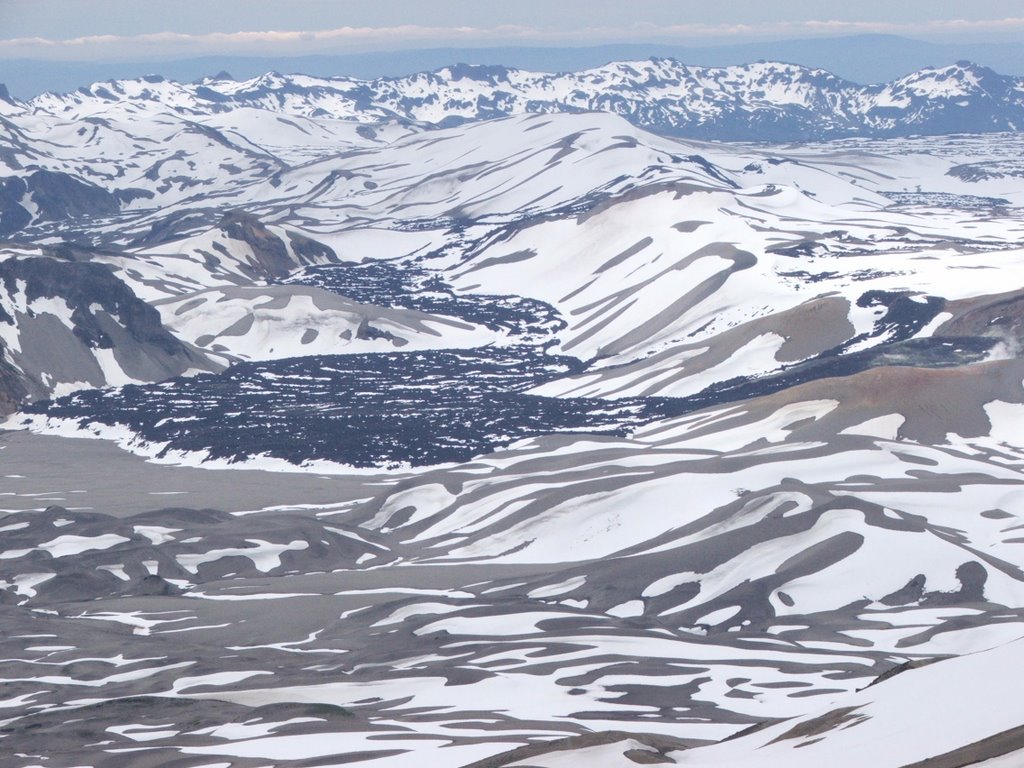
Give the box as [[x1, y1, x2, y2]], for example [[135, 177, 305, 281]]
[[4, 34, 1024, 99], [12, 58, 1024, 141]]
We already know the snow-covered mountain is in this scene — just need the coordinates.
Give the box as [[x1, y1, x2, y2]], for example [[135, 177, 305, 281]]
[[3, 61, 1024, 768], [11, 59, 1024, 140]]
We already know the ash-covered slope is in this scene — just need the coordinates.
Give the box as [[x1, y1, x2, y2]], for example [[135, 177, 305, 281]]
[[15, 59, 1024, 141], [6, 368, 1024, 766], [0, 168, 120, 238], [0, 250, 220, 408]]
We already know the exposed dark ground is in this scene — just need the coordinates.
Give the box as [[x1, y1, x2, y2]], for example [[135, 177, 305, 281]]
[[0, 430, 398, 517]]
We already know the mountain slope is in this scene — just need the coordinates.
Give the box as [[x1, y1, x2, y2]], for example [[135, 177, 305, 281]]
[[0, 252, 220, 406], [3, 65, 1024, 768]]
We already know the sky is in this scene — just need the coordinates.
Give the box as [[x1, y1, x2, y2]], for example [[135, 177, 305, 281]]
[[2, 1, 1024, 61]]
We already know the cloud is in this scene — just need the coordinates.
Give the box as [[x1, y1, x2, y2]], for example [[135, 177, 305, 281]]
[[0, 25, 546, 59], [641, 17, 1024, 38], [4, 18, 1024, 60]]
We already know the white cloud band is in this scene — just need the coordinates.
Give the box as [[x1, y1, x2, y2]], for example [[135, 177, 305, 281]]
[[4, 18, 1024, 60]]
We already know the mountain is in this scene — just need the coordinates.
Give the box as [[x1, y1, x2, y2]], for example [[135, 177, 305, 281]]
[[0, 248, 221, 405], [9, 59, 1024, 141], [4, 35, 1024, 99], [3, 60, 1024, 768]]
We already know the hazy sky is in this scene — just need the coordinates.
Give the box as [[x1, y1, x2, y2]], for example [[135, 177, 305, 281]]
[[3, 1, 1024, 60]]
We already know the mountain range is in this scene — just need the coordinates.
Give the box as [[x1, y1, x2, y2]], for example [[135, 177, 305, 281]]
[[6, 58, 1024, 141], [2, 53, 1024, 768], [5, 34, 1024, 99]]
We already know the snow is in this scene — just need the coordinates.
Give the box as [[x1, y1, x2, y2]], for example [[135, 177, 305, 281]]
[[5, 572, 54, 598], [169, 670, 272, 694], [984, 401, 1024, 446], [4, 67, 1024, 768], [606, 600, 645, 618], [106, 724, 180, 742], [1, 660, 194, 687], [693, 606, 743, 627], [132, 526, 180, 545], [839, 414, 905, 439], [72, 611, 196, 636], [528, 576, 587, 599], [20, 60, 1010, 148], [176, 539, 310, 574], [182, 732, 468, 763], [508, 738, 654, 768], [671, 636, 1024, 768], [414, 611, 581, 637], [643, 572, 701, 599], [36, 534, 130, 558], [373, 602, 466, 628]]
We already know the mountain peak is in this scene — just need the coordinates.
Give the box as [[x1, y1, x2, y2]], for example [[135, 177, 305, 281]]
[[444, 63, 513, 84]]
